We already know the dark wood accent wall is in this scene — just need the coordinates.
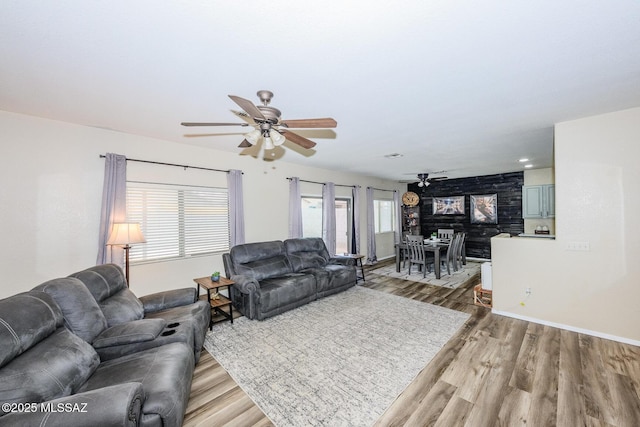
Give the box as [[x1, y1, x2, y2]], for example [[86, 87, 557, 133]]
[[407, 172, 524, 259]]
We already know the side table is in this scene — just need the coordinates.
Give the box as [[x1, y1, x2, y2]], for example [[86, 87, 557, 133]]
[[193, 276, 235, 329], [336, 253, 366, 283]]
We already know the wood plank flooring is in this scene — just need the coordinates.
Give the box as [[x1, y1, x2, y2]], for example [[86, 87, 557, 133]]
[[184, 260, 640, 426]]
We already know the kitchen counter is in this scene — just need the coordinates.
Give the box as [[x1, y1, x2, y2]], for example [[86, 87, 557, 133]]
[[517, 233, 555, 239]]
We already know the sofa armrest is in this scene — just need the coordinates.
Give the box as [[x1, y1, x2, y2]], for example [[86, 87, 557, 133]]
[[229, 274, 261, 320], [0, 382, 143, 427], [92, 319, 166, 349], [140, 288, 197, 313], [329, 256, 356, 267], [230, 274, 261, 294]]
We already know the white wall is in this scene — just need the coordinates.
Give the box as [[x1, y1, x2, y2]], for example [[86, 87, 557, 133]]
[[491, 107, 640, 344], [0, 111, 403, 298]]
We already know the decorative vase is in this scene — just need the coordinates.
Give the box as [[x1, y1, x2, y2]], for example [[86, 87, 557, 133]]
[[211, 275, 220, 282]]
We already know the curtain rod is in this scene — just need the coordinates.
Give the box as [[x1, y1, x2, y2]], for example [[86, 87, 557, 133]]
[[368, 186, 397, 192], [99, 154, 234, 173], [286, 177, 356, 188]]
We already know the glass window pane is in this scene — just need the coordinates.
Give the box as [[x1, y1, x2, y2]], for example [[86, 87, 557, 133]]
[[127, 182, 229, 263]]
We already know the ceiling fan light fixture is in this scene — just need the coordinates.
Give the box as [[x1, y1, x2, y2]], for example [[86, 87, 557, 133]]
[[244, 129, 261, 145], [263, 136, 275, 150], [271, 129, 286, 146], [417, 181, 424, 187]]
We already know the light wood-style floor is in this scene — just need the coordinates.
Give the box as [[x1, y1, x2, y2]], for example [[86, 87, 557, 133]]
[[184, 260, 640, 426]]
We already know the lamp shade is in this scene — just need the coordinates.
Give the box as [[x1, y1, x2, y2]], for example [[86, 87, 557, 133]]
[[244, 129, 261, 145], [263, 136, 275, 150], [271, 129, 286, 146], [107, 222, 146, 245]]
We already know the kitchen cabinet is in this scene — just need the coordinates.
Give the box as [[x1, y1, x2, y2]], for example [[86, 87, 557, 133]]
[[522, 185, 555, 218]]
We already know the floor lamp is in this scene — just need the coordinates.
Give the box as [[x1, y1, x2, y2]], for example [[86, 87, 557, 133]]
[[107, 222, 146, 286]]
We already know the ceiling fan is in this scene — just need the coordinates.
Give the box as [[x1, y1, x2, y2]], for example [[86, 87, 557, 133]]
[[181, 90, 337, 152], [414, 172, 448, 188]]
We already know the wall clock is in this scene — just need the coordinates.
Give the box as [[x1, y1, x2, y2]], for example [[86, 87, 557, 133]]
[[402, 191, 420, 207]]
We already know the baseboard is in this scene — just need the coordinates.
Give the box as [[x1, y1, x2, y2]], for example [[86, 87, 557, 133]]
[[491, 309, 640, 347]]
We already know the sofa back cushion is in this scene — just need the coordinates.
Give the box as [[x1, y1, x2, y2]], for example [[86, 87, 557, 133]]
[[69, 264, 144, 326], [33, 277, 109, 343], [0, 328, 99, 410], [0, 291, 63, 368], [0, 291, 99, 409], [284, 238, 331, 272], [230, 241, 293, 281]]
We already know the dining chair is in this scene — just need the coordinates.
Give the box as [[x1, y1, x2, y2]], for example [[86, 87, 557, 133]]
[[455, 232, 467, 270], [437, 228, 454, 241], [435, 232, 462, 275], [406, 235, 430, 278]]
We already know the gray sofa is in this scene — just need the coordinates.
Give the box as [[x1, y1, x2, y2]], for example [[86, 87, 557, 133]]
[[223, 237, 356, 320], [0, 290, 194, 427]]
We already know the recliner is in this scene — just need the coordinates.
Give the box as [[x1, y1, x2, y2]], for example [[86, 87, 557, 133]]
[[68, 264, 210, 362]]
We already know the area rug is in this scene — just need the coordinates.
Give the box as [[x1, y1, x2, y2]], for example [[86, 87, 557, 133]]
[[203, 286, 469, 427], [370, 261, 481, 289]]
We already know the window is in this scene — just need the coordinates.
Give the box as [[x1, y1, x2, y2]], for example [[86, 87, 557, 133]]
[[374, 199, 395, 233], [126, 182, 229, 263], [301, 196, 351, 254]]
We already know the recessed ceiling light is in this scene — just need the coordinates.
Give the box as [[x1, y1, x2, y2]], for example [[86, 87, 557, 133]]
[[519, 158, 529, 162], [384, 153, 403, 159], [524, 164, 533, 168]]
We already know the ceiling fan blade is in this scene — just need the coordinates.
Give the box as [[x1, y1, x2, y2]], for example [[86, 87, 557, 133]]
[[281, 118, 337, 128], [231, 109, 256, 123], [429, 176, 448, 181], [228, 95, 266, 120], [281, 130, 317, 149], [181, 122, 249, 127]]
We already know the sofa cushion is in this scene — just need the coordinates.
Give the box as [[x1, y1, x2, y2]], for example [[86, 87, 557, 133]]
[[79, 342, 194, 427], [284, 238, 331, 271], [0, 328, 100, 409], [33, 277, 109, 344], [70, 264, 144, 326], [231, 241, 293, 281], [100, 289, 145, 326], [315, 264, 356, 294], [69, 264, 128, 301], [259, 273, 317, 313], [0, 291, 64, 369]]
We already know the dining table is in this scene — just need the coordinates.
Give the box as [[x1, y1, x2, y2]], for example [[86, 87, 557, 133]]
[[395, 239, 450, 279]]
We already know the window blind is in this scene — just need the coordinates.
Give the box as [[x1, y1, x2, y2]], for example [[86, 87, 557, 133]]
[[126, 182, 229, 263]]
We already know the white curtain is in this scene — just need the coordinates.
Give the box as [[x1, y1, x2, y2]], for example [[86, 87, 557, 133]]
[[96, 153, 127, 266], [227, 169, 245, 247], [322, 182, 336, 255], [366, 186, 377, 264], [351, 186, 360, 254], [393, 190, 402, 243], [288, 177, 303, 238]]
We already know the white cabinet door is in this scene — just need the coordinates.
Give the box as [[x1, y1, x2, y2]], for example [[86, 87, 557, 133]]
[[522, 185, 554, 218]]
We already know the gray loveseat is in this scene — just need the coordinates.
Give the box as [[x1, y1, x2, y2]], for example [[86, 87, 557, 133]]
[[223, 237, 357, 320]]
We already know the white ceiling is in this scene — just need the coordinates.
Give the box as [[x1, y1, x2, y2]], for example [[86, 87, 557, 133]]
[[2, 1, 640, 181]]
